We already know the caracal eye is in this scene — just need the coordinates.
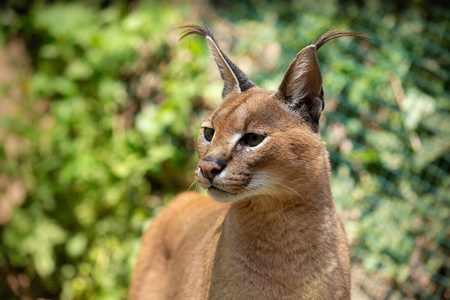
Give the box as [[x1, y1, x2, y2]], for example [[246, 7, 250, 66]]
[[243, 133, 265, 147], [203, 127, 215, 142]]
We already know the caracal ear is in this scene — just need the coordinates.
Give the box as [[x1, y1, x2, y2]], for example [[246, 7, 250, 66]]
[[274, 45, 324, 132], [274, 28, 371, 132], [180, 25, 256, 99]]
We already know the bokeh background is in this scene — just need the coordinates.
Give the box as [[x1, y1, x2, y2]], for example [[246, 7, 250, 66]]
[[0, 0, 448, 299]]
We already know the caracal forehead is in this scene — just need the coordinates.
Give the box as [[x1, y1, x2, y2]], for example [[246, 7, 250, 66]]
[[207, 88, 283, 131]]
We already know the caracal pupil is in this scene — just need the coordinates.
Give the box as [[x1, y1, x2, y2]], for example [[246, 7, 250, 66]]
[[129, 25, 369, 300]]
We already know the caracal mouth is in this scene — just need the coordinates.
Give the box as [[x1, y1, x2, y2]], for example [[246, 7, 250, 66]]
[[207, 185, 243, 203], [203, 173, 269, 203], [207, 183, 267, 203], [207, 185, 236, 196]]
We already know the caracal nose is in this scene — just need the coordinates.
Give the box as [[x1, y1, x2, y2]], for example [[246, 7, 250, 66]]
[[198, 160, 223, 180]]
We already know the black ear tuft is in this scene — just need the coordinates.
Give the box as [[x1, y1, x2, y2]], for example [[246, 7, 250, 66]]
[[180, 25, 256, 98], [310, 27, 371, 50]]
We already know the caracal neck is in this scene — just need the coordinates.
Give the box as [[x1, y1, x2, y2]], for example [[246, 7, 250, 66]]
[[208, 192, 339, 300]]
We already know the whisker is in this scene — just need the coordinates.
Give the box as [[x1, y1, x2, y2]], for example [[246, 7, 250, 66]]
[[188, 179, 198, 191]]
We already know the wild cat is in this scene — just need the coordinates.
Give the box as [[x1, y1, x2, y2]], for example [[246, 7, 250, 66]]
[[129, 25, 369, 300]]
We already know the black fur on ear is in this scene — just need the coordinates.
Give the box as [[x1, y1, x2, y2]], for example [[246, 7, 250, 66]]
[[180, 25, 256, 98], [274, 28, 370, 132]]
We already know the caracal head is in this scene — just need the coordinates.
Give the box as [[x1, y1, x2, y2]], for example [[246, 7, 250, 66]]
[[180, 25, 369, 203]]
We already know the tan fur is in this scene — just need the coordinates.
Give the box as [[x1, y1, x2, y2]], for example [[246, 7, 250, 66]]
[[129, 25, 368, 300]]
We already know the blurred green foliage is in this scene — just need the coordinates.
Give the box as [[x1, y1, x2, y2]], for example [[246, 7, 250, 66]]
[[0, 0, 448, 299]]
